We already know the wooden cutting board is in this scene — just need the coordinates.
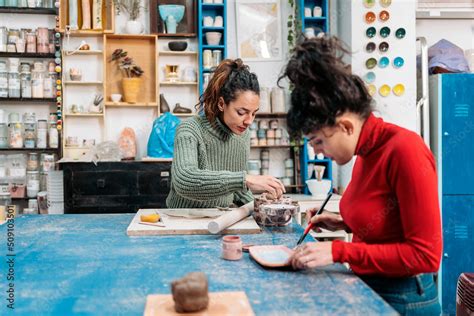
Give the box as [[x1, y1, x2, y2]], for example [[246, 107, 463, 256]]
[[127, 209, 261, 236], [144, 291, 254, 316]]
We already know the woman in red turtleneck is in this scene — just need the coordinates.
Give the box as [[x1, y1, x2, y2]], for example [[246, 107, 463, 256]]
[[280, 36, 442, 315]]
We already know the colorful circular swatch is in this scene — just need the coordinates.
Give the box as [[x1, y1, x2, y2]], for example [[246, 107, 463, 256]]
[[379, 42, 389, 53], [366, 42, 376, 53], [393, 57, 404, 68], [366, 58, 377, 69], [393, 84, 405, 96], [380, 27, 390, 38], [395, 28, 406, 39], [379, 10, 390, 22], [379, 57, 389, 68], [364, 72, 376, 84], [364, 0, 376, 8], [379, 84, 391, 97], [380, 0, 392, 8], [367, 84, 376, 96], [366, 27, 376, 38], [365, 12, 376, 23]]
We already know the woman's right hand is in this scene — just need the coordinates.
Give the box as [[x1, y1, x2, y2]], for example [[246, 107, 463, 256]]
[[245, 175, 285, 199], [306, 209, 349, 232]]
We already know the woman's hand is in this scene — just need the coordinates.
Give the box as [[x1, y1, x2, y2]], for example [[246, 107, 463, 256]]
[[245, 175, 285, 199], [306, 209, 349, 232], [290, 242, 334, 269]]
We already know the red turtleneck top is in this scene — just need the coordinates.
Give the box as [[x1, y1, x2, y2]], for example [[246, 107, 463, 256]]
[[332, 113, 442, 277]]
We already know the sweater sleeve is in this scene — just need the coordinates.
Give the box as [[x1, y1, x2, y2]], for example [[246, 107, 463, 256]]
[[233, 189, 254, 206], [171, 130, 247, 201], [332, 135, 442, 277]]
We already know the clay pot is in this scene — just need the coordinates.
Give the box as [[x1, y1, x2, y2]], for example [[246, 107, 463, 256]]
[[222, 235, 242, 260], [122, 78, 141, 103]]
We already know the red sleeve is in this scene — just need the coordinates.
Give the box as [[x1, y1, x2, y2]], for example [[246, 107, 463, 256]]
[[332, 135, 442, 277]]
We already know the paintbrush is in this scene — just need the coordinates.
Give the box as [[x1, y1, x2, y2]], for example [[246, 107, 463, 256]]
[[296, 192, 333, 246]]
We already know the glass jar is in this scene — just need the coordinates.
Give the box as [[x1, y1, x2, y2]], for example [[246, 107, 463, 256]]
[[0, 27, 7, 53], [23, 122, 36, 148], [0, 124, 7, 148], [18, 0, 27, 7], [0, 71, 7, 98], [8, 154, 26, 178], [26, 170, 39, 198], [8, 122, 23, 148], [0, 155, 6, 178], [0, 192, 12, 222], [43, 71, 55, 98], [8, 72, 20, 98], [41, 153, 55, 172], [212, 50, 222, 68], [7, 29, 19, 46], [26, 32, 36, 53], [37, 120, 47, 148], [20, 72, 32, 98], [39, 171, 47, 191], [27, 153, 38, 171], [48, 123, 58, 148], [32, 69, 44, 98], [36, 27, 49, 53]]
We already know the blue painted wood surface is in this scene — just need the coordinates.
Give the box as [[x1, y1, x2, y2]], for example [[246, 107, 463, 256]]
[[0, 215, 397, 315]]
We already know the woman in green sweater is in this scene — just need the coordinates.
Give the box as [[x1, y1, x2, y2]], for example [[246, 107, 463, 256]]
[[166, 59, 285, 209]]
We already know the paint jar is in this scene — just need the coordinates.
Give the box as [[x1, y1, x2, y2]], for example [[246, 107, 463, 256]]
[[40, 154, 55, 172], [203, 49, 212, 69], [250, 138, 258, 146], [32, 69, 44, 98], [275, 128, 282, 139], [0, 124, 7, 148], [222, 235, 242, 260], [271, 87, 285, 113], [0, 27, 7, 53], [26, 170, 39, 198], [20, 72, 32, 98], [258, 138, 267, 146], [27, 153, 39, 171], [8, 122, 23, 148], [0, 71, 7, 98], [26, 32, 36, 53], [8, 72, 20, 98], [267, 138, 275, 146], [0, 192, 12, 222], [48, 123, 58, 148], [250, 129, 257, 139], [266, 129, 275, 138], [258, 120, 269, 130], [257, 129, 266, 139], [27, 198, 38, 212], [36, 27, 49, 53], [36, 125, 47, 148], [43, 71, 55, 98], [212, 50, 222, 67], [269, 119, 279, 130]]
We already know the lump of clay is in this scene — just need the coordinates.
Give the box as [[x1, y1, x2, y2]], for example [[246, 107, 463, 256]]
[[171, 272, 209, 313]]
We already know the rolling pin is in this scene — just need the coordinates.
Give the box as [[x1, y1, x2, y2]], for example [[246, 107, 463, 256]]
[[207, 202, 254, 234]]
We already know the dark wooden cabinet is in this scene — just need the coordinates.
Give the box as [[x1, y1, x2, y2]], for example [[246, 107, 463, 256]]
[[61, 162, 172, 214]]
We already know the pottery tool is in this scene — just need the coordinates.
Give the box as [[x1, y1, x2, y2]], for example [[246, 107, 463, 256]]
[[208, 203, 253, 234], [296, 192, 332, 246]]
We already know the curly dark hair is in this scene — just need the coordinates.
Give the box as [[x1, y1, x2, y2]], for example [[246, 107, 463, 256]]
[[278, 36, 373, 137], [197, 58, 260, 123]]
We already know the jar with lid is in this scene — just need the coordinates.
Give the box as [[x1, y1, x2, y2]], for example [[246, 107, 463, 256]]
[[212, 50, 222, 67], [0, 71, 7, 98], [48, 122, 58, 148], [37, 119, 47, 148], [26, 170, 39, 198], [27, 153, 39, 171], [36, 27, 49, 53], [8, 72, 20, 98], [32, 69, 44, 98], [41, 153, 55, 172], [0, 27, 7, 53], [8, 122, 23, 148], [0, 192, 12, 222], [43, 71, 55, 98], [20, 72, 32, 98], [0, 124, 7, 148], [23, 122, 36, 148], [26, 32, 36, 53], [7, 29, 19, 47]]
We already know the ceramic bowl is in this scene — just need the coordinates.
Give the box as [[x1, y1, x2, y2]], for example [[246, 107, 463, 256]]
[[111, 94, 122, 103], [306, 179, 331, 198], [205, 32, 222, 45], [168, 41, 188, 51], [253, 194, 299, 226], [70, 74, 82, 81]]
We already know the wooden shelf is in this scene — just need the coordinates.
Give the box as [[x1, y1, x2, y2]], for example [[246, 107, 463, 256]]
[[0, 7, 57, 15], [63, 50, 103, 55], [156, 33, 197, 38], [0, 97, 56, 103], [105, 102, 158, 107], [63, 81, 103, 85], [104, 34, 158, 106], [159, 81, 198, 86], [0, 52, 55, 58], [256, 113, 288, 118], [65, 113, 104, 117], [0, 148, 59, 153], [159, 51, 198, 56], [58, 0, 114, 34]]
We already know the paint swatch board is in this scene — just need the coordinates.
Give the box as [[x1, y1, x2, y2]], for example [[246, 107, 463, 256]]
[[126, 209, 261, 236], [144, 291, 255, 316]]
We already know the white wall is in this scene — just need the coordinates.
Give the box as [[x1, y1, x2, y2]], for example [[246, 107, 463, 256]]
[[416, 19, 474, 51]]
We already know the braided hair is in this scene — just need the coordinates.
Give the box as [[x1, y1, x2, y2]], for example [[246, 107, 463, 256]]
[[278, 36, 373, 137], [197, 58, 260, 123]]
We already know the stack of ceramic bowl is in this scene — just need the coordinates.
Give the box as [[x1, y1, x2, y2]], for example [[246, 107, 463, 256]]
[[46, 170, 64, 214], [257, 119, 268, 146], [260, 150, 269, 175], [280, 158, 294, 187]]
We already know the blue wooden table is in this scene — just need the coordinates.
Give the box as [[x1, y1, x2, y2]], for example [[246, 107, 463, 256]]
[[0, 215, 397, 315]]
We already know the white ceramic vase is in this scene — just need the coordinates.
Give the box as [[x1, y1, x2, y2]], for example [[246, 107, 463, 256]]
[[68, 0, 79, 30], [126, 20, 143, 34]]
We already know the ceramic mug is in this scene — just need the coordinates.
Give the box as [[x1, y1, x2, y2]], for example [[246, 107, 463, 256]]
[[247, 160, 261, 172], [304, 7, 311, 17], [203, 49, 212, 68], [222, 236, 242, 261], [203, 16, 214, 27], [214, 16, 223, 27], [313, 6, 322, 17]]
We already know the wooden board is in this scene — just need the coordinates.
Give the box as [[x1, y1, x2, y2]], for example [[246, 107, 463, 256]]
[[144, 291, 254, 316], [127, 209, 261, 236]]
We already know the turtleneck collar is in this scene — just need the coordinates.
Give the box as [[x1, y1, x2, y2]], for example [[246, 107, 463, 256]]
[[354, 113, 385, 157], [200, 114, 234, 141]]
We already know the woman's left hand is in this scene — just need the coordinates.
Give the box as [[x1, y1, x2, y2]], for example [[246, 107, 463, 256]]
[[290, 242, 334, 270]]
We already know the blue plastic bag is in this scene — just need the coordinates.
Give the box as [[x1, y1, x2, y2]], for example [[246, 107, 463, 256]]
[[147, 112, 181, 158]]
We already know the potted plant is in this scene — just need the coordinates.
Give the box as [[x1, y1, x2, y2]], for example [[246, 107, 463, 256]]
[[111, 49, 144, 103], [113, 0, 146, 34]]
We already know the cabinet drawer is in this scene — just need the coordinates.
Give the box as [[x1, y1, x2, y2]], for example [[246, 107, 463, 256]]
[[72, 171, 135, 196]]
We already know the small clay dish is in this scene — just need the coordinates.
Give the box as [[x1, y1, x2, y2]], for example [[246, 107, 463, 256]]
[[379, 41, 389, 53], [366, 27, 376, 38], [366, 42, 376, 53], [365, 11, 376, 24], [379, 56, 389, 68], [380, 26, 391, 38], [379, 84, 391, 97], [365, 57, 377, 69], [363, 0, 375, 8], [168, 41, 188, 51], [380, 0, 392, 8], [393, 56, 404, 68], [249, 245, 294, 268], [395, 28, 406, 39], [364, 71, 376, 84], [392, 83, 405, 96], [379, 10, 390, 22]]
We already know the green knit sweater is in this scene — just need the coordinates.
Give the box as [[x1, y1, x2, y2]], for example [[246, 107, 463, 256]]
[[166, 115, 253, 208]]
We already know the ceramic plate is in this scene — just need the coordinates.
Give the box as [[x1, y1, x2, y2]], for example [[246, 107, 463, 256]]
[[249, 245, 294, 268]]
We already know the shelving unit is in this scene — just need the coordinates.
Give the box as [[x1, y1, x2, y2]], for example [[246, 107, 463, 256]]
[[198, 0, 227, 94], [299, 0, 329, 36], [0, 52, 55, 58], [300, 138, 333, 195], [150, 0, 197, 37], [0, 7, 57, 15], [58, 0, 114, 35]]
